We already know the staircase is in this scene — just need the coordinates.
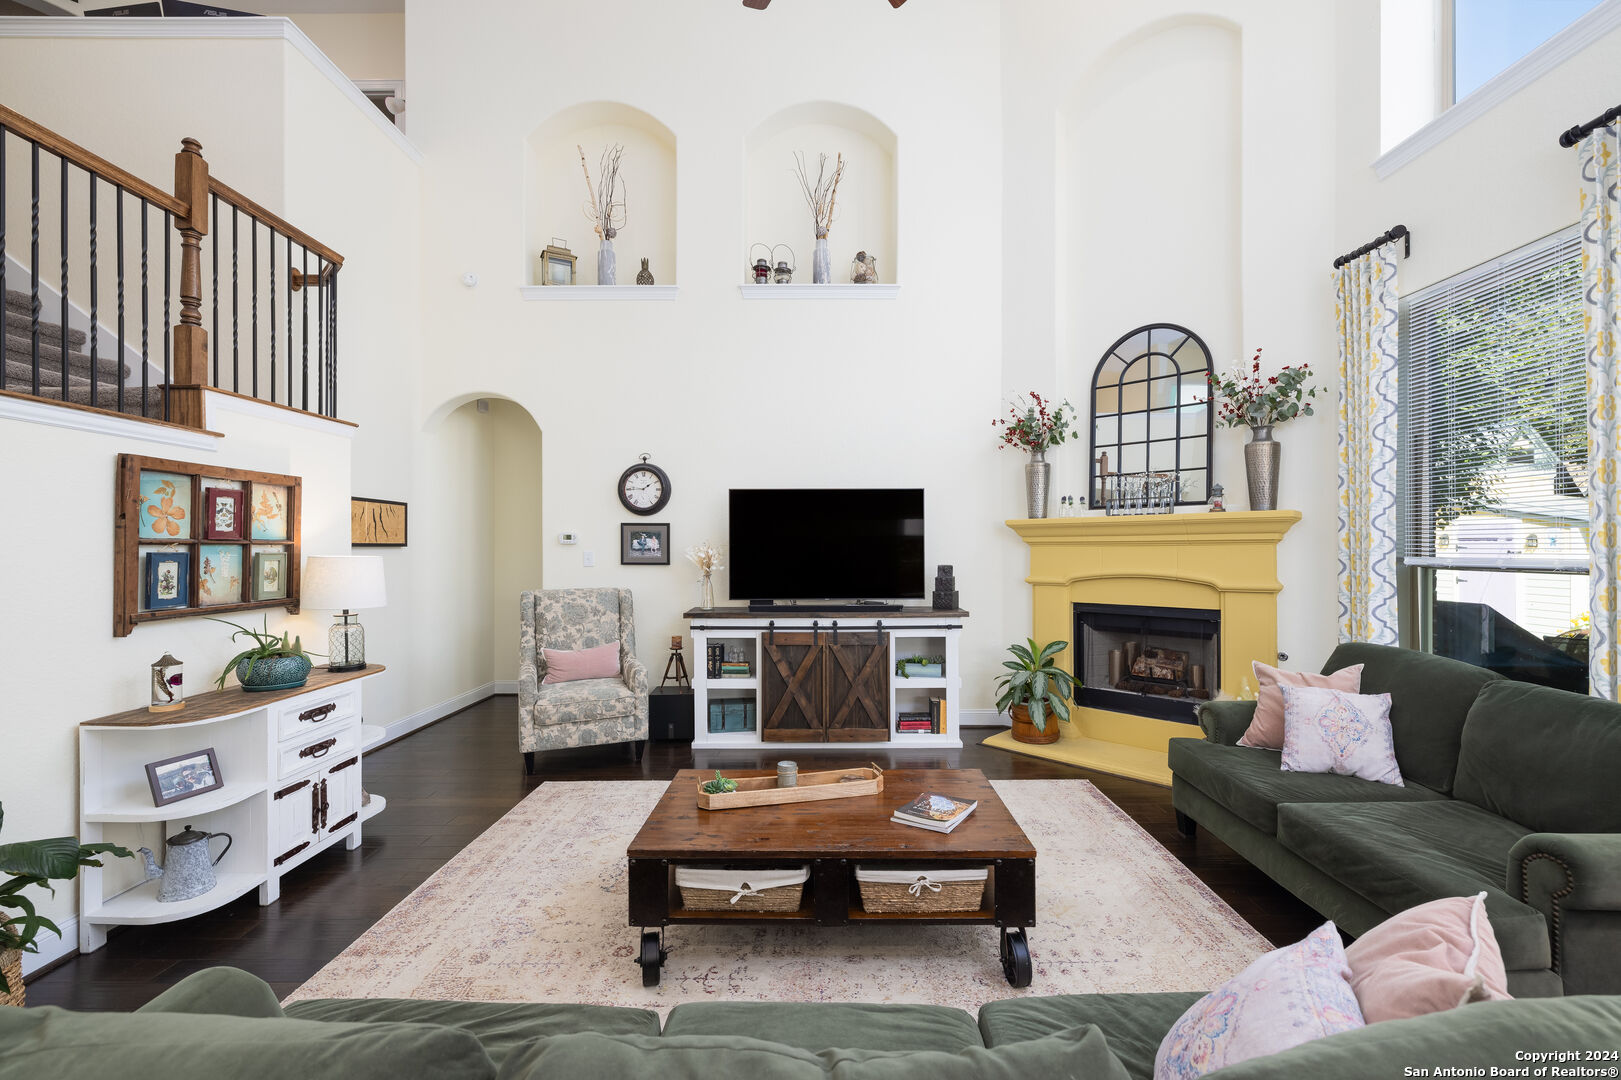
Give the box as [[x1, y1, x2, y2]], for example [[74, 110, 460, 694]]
[[2, 288, 166, 417]]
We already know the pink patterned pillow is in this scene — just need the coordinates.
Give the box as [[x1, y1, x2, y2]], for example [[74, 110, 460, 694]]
[[1238, 661, 1364, 749], [1279, 685, 1403, 786], [1154, 922, 1364, 1079], [541, 642, 621, 684], [1344, 893, 1512, 1023]]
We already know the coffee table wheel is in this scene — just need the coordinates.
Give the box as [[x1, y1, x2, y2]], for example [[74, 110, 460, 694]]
[[638, 930, 666, 987], [1000, 928, 1031, 988]]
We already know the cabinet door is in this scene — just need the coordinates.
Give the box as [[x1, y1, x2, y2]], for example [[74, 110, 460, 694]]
[[824, 632, 890, 742], [271, 773, 319, 868], [760, 631, 824, 742], [321, 755, 362, 837]]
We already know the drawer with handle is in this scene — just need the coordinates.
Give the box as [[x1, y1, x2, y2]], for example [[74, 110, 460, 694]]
[[277, 723, 358, 780], [274, 686, 359, 742]]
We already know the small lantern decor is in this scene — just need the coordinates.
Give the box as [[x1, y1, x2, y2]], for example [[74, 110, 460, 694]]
[[749, 243, 772, 284], [539, 238, 577, 286], [1208, 483, 1227, 513], [149, 652, 185, 713], [771, 244, 796, 284]]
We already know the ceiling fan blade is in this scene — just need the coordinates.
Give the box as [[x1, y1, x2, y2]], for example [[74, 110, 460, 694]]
[[889, 0, 907, 7], [743, 0, 771, 8]]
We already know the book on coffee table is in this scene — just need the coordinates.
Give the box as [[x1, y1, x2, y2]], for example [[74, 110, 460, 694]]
[[891, 791, 978, 833]]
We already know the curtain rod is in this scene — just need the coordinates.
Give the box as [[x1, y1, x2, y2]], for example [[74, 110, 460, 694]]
[[1559, 102, 1621, 147], [1332, 225, 1410, 270]]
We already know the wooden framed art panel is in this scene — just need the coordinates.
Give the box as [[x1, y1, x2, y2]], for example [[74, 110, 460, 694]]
[[351, 497, 407, 547], [115, 454, 302, 637]]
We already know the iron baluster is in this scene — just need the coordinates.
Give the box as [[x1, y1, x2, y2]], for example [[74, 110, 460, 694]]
[[88, 173, 97, 410], [269, 224, 276, 404], [301, 246, 309, 410], [329, 268, 338, 415], [316, 257, 324, 415], [163, 209, 172, 423], [286, 234, 293, 407], [116, 187, 124, 414], [30, 140, 40, 396], [211, 192, 219, 387], [0, 126, 7, 391], [140, 198, 149, 417], [250, 216, 258, 399], [59, 156, 68, 402], [230, 204, 238, 393]]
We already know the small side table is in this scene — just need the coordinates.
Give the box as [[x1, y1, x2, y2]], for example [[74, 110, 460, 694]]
[[649, 686, 694, 741]]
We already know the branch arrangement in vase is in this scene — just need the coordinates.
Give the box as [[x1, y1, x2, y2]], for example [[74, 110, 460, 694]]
[[992, 391, 1076, 452], [1203, 348, 1320, 428]]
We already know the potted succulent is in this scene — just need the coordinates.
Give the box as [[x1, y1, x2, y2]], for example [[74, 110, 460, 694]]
[[895, 654, 945, 678], [996, 639, 1075, 745], [210, 616, 316, 691], [0, 803, 132, 1004]]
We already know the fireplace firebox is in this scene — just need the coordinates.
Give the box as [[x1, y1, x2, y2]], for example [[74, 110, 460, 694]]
[[1072, 603, 1220, 724]]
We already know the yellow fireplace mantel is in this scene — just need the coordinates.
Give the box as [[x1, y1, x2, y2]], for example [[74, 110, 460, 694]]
[[989, 510, 1302, 785]]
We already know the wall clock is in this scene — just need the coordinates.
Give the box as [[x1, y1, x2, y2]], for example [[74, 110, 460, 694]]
[[619, 454, 671, 515]]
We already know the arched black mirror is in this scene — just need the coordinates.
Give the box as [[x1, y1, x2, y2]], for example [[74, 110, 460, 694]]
[[1089, 323, 1213, 508]]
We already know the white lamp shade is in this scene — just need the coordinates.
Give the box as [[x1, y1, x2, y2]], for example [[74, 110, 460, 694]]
[[303, 555, 387, 611]]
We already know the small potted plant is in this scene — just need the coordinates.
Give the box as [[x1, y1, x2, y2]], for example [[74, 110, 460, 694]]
[[0, 803, 132, 1004], [895, 654, 945, 678], [210, 616, 316, 691], [1201, 348, 1319, 511], [996, 639, 1075, 745], [992, 391, 1076, 518]]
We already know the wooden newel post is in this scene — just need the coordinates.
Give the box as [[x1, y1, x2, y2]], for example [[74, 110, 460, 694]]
[[170, 137, 210, 428]]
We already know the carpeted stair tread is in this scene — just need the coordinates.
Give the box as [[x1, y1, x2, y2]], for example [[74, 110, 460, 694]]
[[5, 291, 90, 348], [3, 331, 128, 381], [5, 358, 95, 390]]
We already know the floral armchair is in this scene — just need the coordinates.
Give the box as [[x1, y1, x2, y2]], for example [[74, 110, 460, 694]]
[[518, 587, 648, 774]]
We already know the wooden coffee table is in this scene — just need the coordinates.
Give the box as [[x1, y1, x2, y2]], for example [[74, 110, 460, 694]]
[[626, 767, 1036, 987]]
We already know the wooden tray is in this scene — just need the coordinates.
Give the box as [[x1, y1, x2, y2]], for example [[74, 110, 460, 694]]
[[696, 766, 884, 810]]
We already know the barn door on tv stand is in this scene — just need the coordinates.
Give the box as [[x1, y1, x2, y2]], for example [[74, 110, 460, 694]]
[[824, 632, 889, 742], [761, 632, 825, 741]]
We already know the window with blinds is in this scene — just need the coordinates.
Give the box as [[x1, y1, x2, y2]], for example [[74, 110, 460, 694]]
[[1401, 228, 1587, 574]]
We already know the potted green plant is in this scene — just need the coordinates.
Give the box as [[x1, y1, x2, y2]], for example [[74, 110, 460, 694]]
[[0, 803, 132, 1005], [895, 654, 945, 678], [995, 639, 1075, 745], [210, 616, 316, 691]]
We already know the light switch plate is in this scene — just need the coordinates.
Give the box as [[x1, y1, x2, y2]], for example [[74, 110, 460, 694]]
[[583, 551, 595, 568]]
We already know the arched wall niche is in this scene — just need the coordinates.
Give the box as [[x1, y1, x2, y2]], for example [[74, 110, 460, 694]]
[[524, 102, 677, 286]]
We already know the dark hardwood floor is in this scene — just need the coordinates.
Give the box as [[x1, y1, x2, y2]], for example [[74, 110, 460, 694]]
[[27, 696, 1319, 1010]]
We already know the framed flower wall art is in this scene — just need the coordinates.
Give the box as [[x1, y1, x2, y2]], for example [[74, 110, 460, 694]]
[[251, 485, 290, 541], [252, 551, 289, 601], [137, 472, 191, 539], [144, 550, 191, 611], [198, 544, 244, 607], [202, 487, 247, 541]]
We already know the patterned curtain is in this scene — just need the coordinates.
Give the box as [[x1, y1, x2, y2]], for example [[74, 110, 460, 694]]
[[1580, 125, 1621, 699], [1334, 247, 1401, 645]]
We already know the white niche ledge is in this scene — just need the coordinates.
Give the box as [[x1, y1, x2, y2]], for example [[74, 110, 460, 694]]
[[738, 284, 900, 300], [519, 285, 679, 301]]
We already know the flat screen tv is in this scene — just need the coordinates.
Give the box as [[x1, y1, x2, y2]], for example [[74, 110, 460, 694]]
[[728, 488, 924, 602]]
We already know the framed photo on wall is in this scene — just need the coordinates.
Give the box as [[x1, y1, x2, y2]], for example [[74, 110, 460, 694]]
[[352, 497, 408, 547], [252, 551, 289, 601], [202, 487, 246, 540], [145, 747, 223, 807], [144, 550, 191, 611], [621, 522, 671, 565]]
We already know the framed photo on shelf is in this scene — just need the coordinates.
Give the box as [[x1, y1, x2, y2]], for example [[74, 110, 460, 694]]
[[145, 747, 224, 807], [144, 550, 191, 611], [621, 522, 671, 565], [252, 551, 289, 601], [351, 497, 408, 547], [202, 487, 246, 540]]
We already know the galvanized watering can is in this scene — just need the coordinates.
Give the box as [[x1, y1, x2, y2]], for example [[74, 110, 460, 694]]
[[139, 825, 232, 903]]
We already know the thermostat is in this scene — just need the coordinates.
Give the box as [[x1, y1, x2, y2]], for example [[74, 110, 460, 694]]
[[558, 532, 579, 545]]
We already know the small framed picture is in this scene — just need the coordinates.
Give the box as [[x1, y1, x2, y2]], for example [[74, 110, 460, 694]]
[[145, 747, 224, 807], [144, 549, 191, 611], [252, 550, 289, 601], [198, 543, 244, 607], [202, 487, 246, 540], [621, 522, 671, 565], [250, 483, 290, 541], [351, 496, 408, 547], [540, 239, 577, 286]]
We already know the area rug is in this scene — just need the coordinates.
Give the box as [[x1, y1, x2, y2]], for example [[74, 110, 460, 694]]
[[284, 780, 1271, 1014]]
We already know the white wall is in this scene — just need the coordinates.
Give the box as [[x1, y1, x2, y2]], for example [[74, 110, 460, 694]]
[[1002, 1, 1343, 674], [269, 12, 405, 85]]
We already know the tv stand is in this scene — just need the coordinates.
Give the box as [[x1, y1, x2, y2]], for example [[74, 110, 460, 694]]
[[747, 600, 903, 613]]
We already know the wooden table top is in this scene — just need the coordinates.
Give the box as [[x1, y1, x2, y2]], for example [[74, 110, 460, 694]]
[[83, 665, 384, 727], [627, 768, 1034, 861]]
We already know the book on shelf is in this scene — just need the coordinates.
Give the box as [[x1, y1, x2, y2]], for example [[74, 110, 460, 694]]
[[926, 696, 947, 734], [891, 790, 977, 832], [706, 643, 725, 679]]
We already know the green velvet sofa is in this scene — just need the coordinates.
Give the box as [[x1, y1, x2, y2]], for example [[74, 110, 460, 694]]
[[2, 967, 1618, 1080], [1170, 641, 1621, 998]]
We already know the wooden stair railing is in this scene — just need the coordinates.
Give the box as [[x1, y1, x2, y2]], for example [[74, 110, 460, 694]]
[[0, 103, 344, 429]]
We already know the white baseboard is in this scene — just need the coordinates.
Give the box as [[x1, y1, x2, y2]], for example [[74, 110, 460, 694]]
[[374, 681, 499, 746], [958, 708, 1007, 728], [21, 917, 76, 978], [492, 680, 517, 694]]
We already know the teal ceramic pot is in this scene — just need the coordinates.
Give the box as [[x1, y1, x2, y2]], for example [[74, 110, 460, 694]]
[[237, 654, 312, 691]]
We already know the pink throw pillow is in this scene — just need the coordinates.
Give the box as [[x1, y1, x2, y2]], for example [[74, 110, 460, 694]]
[[541, 642, 621, 685], [1279, 685, 1403, 786], [1154, 921, 1364, 1080], [1344, 893, 1512, 1023], [1238, 661, 1364, 749]]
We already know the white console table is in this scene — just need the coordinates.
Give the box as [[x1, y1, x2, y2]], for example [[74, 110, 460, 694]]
[[685, 608, 966, 749], [77, 665, 386, 953]]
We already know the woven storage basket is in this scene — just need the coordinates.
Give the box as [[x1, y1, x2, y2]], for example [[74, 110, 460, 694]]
[[1, 949, 24, 1007], [675, 865, 809, 912], [855, 867, 988, 914]]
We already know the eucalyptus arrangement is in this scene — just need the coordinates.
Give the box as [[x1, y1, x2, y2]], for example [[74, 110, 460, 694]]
[[210, 616, 317, 690], [995, 639, 1074, 745], [0, 803, 132, 997]]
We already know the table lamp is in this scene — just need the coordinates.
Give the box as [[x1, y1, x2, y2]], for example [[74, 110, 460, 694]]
[[302, 555, 387, 672]]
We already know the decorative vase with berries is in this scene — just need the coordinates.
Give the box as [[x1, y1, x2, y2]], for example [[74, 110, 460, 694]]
[[1202, 349, 1320, 511]]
